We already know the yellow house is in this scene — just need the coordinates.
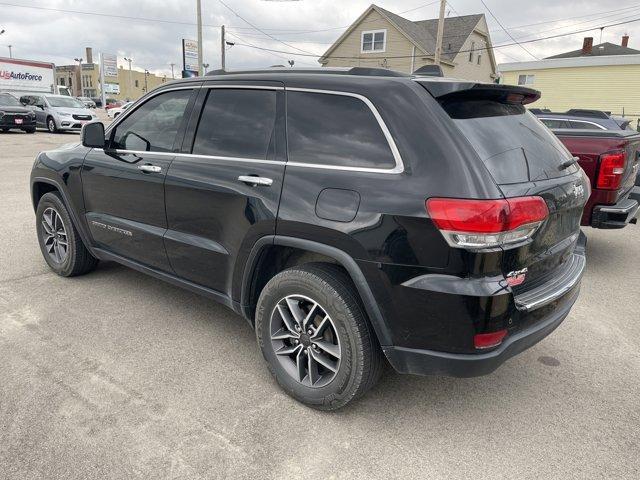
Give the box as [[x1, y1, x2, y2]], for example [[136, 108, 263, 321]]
[[499, 37, 640, 124], [319, 4, 498, 82]]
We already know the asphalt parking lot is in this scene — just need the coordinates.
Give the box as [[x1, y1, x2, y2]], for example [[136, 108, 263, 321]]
[[1, 123, 639, 480]]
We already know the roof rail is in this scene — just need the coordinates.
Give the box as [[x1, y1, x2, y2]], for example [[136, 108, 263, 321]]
[[205, 67, 409, 77], [565, 109, 611, 119]]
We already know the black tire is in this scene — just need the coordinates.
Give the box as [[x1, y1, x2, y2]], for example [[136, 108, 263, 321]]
[[36, 192, 98, 277], [46, 116, 57, 133], [1, 128, 9, 133], [255, 263, 383, 410], [24, 127, 36, 134]]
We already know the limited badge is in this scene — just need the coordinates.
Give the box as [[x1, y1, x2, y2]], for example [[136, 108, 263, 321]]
[[506, 268, 528, 287]]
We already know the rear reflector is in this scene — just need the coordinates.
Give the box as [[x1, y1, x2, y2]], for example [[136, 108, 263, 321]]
[[426, 196, 549, 250], [474, 329, 508, 350], [597, 151, 626, 190]]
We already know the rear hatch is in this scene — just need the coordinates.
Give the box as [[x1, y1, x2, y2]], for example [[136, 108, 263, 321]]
[[419, 80, 589, 299]]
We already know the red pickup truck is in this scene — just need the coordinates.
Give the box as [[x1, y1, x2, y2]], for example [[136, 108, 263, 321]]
[[550, 129, 640, 228]]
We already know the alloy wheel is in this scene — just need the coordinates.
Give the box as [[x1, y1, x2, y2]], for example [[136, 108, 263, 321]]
[[41, 207, 68, 263], [270, 294, 341, 388], [48, 119, 55, 132]]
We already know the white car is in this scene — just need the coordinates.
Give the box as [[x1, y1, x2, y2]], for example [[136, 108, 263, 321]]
[[107, 101, 134, 119]]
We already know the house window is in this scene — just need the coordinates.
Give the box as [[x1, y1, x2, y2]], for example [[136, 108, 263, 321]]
[[477, 54, 482, 65], [469, 42, 475, 62], [59, 78, 65, 86], [135, 79, 139, 88], [518, 74, 535, 85], [361, 29, 386, 53]]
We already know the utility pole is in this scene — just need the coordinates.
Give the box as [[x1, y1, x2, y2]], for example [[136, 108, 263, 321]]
[[7, 44, 12, 58], [144, 69, 149, 93], [434, 0, 446, 65], [124, 57, 133, 99], [221, 25, 226, 71], [196, 0, 203, 76], [170, 63, 175, 79]]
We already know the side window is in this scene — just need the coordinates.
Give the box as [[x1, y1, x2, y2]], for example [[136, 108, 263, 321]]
[[192, 89, 277, 159], [111, 89, 192, 152], [540, 119, 567, 129], [286, 91, 396, 169], [569, 120, 603, 130]]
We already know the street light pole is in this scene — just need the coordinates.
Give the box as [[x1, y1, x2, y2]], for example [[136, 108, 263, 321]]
[[196, 0, 203, 76], [124, 57, 133, 99]]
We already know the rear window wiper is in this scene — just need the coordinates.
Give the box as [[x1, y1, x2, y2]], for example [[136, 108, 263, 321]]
[[559, 156, 580, 170]]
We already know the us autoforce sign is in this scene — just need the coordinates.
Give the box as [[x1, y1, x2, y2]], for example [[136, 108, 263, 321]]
[[0, 59, 54, 92]]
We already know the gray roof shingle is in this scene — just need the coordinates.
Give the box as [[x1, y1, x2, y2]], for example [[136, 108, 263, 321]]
[[546, 42, 640, 59], [376, 6, 485, 61]]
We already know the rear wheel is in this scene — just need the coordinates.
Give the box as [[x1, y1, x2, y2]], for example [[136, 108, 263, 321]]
[[255, 263, 383, 410], [46, 116, 57, 133], [36, 192, 98, 276]]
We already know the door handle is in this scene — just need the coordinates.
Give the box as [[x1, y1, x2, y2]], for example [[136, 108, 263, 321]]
[[138, 164, 162, 173], [238, 175, 273, 186]]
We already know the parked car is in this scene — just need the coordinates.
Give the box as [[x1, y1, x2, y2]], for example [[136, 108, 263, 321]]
[[0, 92, 36, 133], [545, 128, 640, 228], [30, 68, 589, 409], [76, 96, 97, 109], [19, 94, 97, 133], [533, 109, 630, 131], [104, 100, 123, 111], [106, 101, 133, 119]]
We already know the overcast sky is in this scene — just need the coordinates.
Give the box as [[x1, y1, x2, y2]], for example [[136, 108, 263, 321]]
[[1, 0, 639, 76]]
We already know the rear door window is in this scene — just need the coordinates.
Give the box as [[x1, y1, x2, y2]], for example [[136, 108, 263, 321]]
[[439, 98, 578, 184], [540, 118, 568, 129], [192, 88, 277, 159], [286, 91, 396, 169]]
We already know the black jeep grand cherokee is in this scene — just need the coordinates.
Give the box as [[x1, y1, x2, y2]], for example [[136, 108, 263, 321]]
[[30, 68, 589, 409]]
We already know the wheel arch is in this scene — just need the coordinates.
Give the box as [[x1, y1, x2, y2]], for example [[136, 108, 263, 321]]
[[31, 176, 95, 255], [240, 236, 392, 346]]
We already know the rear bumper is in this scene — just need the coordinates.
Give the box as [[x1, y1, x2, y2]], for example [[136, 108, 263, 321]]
[[379, 234, 586, 378], [383, 286, 578, 377], [591, 197, 639, 229]]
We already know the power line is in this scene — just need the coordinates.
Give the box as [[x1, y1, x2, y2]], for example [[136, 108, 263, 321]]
[[230, 15, 640, 60], [218, 0, 317, 56], [225, 30, 318, 66], [480, 0, 539, 60]]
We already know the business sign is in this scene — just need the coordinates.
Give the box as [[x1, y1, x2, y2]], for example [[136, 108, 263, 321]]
[[0, 59, 54, 93], [104, 83, 120, 94], [101, 53, 118, 78], [182, 39, 199, 76]]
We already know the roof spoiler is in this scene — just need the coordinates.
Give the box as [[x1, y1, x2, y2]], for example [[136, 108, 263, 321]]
[[413, 65, 444, 77], [416, 80, 541, 106]]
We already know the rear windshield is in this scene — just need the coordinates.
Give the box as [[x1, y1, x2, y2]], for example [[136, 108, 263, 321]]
[[440, 99, 579, 184]]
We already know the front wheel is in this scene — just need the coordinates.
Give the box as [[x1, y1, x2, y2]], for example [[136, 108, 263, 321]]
[[36, 192, 98, 276], [24, 127, 36, 134], [255, 263, 383, 410], [47, 116, 57, 133]]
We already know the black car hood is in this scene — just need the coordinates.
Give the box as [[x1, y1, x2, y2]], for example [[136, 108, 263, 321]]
[[0, 106, 31, 114]]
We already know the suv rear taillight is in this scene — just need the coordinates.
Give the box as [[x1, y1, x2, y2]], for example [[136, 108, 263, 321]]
[[597, 151, 626, 190], [426, 196, 549, 250]]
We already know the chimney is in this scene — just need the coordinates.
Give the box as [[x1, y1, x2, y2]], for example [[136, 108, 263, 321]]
[[622, 35, 630, 48], [582, 37, 593, 55], [85, 47, 93, 64]]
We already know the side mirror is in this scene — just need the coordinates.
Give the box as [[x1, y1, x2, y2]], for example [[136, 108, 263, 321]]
[[81, 122, 106, 149]]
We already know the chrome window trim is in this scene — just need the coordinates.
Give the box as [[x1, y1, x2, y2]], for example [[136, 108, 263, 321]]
[[106, 84, 404, 174], [539, 117, 606, 130], [112, 149, 286, 166], [285, 87, 405, 174]]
